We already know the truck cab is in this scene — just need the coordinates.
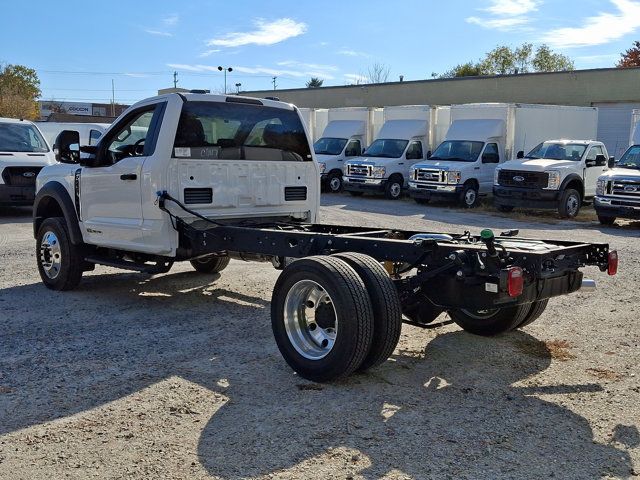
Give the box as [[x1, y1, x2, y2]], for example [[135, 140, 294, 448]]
[[408, 119, 504, 207], [494, 140, 610, 218], [0, 117, 56, 206], [594, 144, 640, 225], [314, 120, 365, 193]]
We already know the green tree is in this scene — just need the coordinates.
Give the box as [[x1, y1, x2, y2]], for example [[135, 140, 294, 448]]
[[532, 45, 575, 72], [440, 62, 486, 78], [0, 63, 41, 119], [617, 40, 640, 68], [305, 77, 324, 88]]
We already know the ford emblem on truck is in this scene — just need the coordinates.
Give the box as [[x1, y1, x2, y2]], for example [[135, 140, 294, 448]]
[[624, 185, 637, 192], [513, 176, 525, 182], [22, 171, 36, 178]]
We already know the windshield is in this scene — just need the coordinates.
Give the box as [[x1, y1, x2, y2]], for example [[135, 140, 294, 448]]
[[364, 139, 408, 158], [173, 101, 311, 161], [0, 123, 49, 152], [429, 141, 484, 162], [314, 137, 347, 156], [617, 145, 640, 169], [525, 142, 587, 161]]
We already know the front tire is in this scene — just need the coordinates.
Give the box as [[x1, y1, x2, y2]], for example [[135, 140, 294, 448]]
[[36, 217, 84, 291], [598, 215, 616, 226], [384, 177, 403, 200], [448, 304, 531, 336], [460, 184, 479, 208], [271, 256, 374, 382], [190, 255, 230, 273], [558, 188, 581, 218], [327, 171, 343, 193]]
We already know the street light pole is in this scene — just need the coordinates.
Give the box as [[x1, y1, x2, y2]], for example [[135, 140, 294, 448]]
[[235, 82, 242, 94], [218, 66, 233, 94]]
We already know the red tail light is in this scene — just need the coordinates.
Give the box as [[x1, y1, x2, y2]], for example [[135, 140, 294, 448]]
[[507, 266, 524, 297], [608, 250, 618, 276]]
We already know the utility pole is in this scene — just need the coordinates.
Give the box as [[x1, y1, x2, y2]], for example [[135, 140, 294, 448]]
[[111, 79, 115, 117], [272, 76, 277, 90], [173, 71, 178, 88]]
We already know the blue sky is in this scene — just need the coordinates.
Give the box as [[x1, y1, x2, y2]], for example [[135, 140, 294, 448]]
[[2, 0, 640, 104]]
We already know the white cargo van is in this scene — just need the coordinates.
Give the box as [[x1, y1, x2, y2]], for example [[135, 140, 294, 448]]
[[408, 103, 599, 208], [314, 107, 382, 192], [36, 122, 109, 148], [343, 105, 450, 199], [0, 118, 57, 206]]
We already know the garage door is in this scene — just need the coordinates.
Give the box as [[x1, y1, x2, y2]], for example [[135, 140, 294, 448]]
[[594, 102, 640, 159]]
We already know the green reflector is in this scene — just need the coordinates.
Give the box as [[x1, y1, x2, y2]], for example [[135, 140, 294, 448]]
[[481, 229, 494, 240]]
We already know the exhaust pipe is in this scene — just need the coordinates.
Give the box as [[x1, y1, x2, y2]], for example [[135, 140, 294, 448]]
[[581, 279, 597, 292]]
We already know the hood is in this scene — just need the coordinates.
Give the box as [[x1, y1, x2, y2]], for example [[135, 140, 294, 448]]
[[345, 157, 379, 166], [500, 158, 578, 171], [316, 153, 341, 163], [600, 167, 640, 179], [0, 151, 56, 168], [412, 160, 471, 171]]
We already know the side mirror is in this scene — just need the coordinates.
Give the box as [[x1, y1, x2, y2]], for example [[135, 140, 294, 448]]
[[426, 150, 432, 159], [608, 156, 616, 168], [482, 153, 499, 164], [517, 151, 524, 159], [594, 154, 607, 167], [54, 130, 80, 164]]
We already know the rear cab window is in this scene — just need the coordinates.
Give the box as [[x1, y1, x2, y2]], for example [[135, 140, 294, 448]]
[[172, 101, 311, 161]]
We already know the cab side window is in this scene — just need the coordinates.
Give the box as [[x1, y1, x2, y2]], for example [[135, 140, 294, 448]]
[[586, 146, 604, 161], [482, 143, 500, 163], [89, 129, 102, 146], [406, 141, 423, 160], [103, 106, 158, 164], [345, 139, 361, 157]]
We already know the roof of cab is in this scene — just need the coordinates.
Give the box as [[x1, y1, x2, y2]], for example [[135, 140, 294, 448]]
[[0, 117, 37, 125], [130, 93, 295, 111], [543, 139, 600, 145]]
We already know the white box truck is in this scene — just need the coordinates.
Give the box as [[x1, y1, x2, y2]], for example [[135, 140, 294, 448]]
[[314, 107, 383, 192], [408, 103, 599, 208], [343, 105, 450, 199], [36, 122, 109, 149]]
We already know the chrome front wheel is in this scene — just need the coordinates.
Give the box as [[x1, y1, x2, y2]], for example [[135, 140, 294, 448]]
[[40, 231, 62, 279]]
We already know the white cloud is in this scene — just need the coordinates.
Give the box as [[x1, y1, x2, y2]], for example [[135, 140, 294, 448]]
[[167, 63, 206, 72], [337, 49, 371, 58], [124, 73, 149, 78], [466, 0, 539, 31], [484, 0, 540, 16], [163, 14, 179, 26], [544, 0, 640, 48], [199, 49, 221, 58], [167, 63, 336, 80], [574, 53, 620, 64], [145, 29, 173, 37], [277, 60, 339, 71], [207, 18, 307, 48], [344, 73, 368, 84]]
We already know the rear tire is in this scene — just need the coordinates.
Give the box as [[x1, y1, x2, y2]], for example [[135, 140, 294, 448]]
[[558, 188, 581, 218], [36, 217, 84, 291], [498, 205, 514, 213], [190, 256, 230, 274], [333, 252, 402, 371], [271, 256, 374, 382], [448, 304, 531, 336], [517, 299, 549, 328], [598, 215, 616, 226]]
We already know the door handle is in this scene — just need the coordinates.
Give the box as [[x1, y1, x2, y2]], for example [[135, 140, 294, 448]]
[[120, 173, 137, 180]]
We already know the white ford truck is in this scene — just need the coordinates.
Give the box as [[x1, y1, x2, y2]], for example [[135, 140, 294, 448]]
[[494, 140, 611, 218], [33, 92, 617, 382], [0, 117, 56, 206], [594, 143, 640, 225], [408, 103, 599, 208], [343, 105, 450, 199]]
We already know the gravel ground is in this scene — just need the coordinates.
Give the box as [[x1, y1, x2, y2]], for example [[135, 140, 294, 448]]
[[0, 196, 638, 480]]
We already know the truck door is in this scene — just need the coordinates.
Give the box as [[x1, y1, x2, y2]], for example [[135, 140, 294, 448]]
[[404, 141, 424, 185], [583, 145, 607, 197], [479, 143, 500, 193], [80, 103, 164, 249]]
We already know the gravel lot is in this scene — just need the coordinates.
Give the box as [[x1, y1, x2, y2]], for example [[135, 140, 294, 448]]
[[0, 196, 638, 480]]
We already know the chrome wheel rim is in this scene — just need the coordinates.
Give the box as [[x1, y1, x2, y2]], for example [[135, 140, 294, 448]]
[[40, 231, 62, 279], [390, 183, 401, 198], [460, 308, 499, 320], [329, 176, 341, 192], [465, 189, 477, 206], [566, 195, 579, 217], [284, 280, 338, 360]]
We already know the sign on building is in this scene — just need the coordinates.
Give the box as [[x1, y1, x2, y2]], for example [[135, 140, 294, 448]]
[[40, 101, 93, 117]]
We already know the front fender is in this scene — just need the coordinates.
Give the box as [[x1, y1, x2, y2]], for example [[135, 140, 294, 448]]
[[33, 180, 83, 244]]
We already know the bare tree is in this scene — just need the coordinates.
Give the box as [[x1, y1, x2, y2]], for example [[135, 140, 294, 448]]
[[360, 63, 391, 84]]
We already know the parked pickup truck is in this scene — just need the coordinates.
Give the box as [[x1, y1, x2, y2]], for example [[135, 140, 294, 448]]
[[0, 117, 56, 206], [494, 140, 612, 218], [33, 92, 617, 382], [595, 144, 640, 224]]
